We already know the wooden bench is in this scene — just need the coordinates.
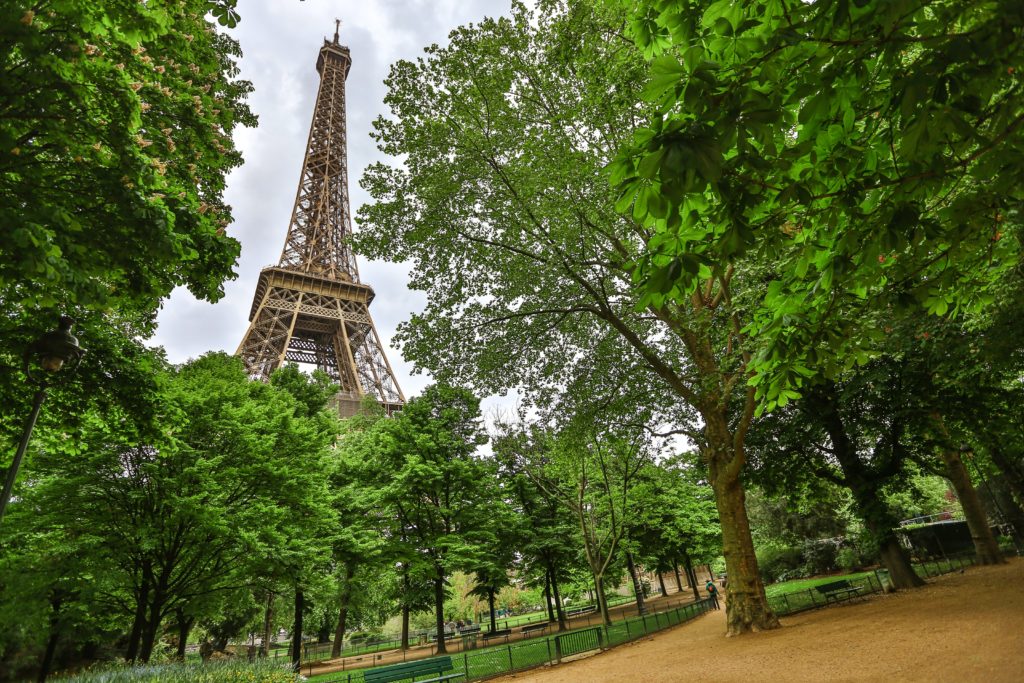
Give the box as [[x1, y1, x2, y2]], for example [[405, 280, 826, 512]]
[[814, 580, 864, 603], [521, 622, 549, 636], [565, 605, 596, 617], [481, 628, 512, 643], [362, 655, 465, 683], [457, 624, 481, 635]]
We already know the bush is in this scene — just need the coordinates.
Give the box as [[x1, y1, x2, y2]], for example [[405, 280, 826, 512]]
[[756, 544, 803, 583], [836, 547, 861, 572], [799, 538, 842, 576], [56, 660, 300, 682]]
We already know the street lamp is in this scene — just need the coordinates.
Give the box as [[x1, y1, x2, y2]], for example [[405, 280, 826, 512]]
[[0, 316, 86, 527]]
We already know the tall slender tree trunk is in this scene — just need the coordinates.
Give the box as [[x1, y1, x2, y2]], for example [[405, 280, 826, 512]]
[[683, 553, 700, 601], [985, 442, 1024, 508], [174, 609, 193, 661], [37, 593, 63, 683], [594, 575, 611, 626], [657, 572, 668, 597], [331, 565, 353, 658], [672, 558, 684, 593], [433, 571, 448, 655], [815, 386, 924, 589], [625, 551, 646, 614], [400, 565, 411, 650], [260, 591, 274, 657], [931, 412, 1003, 564], [549, 564, 566, 631], [290, 587, 304, 673], [543, 571, 555, 622], [126, 565, 152, 662], [938, 444, 1004, 564], [487, 588, 497, 632]]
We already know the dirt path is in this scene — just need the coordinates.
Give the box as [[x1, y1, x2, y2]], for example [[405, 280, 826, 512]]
[[490, 558, 1024, 683]]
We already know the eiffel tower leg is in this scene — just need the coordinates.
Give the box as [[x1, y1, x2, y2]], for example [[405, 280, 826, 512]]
[[237, 288, 301, 381]]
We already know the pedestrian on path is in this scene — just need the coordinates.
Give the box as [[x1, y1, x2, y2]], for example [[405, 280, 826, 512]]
[[705, 580, 720, 610]]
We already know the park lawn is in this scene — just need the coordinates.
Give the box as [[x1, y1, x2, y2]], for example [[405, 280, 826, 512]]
[[765, 570, 877, 598]]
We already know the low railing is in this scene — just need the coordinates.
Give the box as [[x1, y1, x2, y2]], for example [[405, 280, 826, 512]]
[[313, 598, 715, 683]]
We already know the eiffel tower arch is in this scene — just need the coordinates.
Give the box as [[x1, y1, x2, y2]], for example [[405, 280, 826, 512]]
[[237, 23, 404, 416]]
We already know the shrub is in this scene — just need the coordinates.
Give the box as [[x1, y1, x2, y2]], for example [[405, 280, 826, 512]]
[[55, 659, 300, 682], [756, 543, 803, 583], [836, 547, 861, 572]]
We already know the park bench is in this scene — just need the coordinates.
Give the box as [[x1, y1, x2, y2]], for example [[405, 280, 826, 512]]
[[457, 624, 481, 635], [814, 580, 864, 603], [427, 631, 458, 642], [565, 605, 596, 617], [362, 655, 465, 683], [521, 623, 549, 636], [481, 628, 512, 643]]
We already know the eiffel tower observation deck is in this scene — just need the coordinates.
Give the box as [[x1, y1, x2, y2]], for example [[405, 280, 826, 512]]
[[237, 22, 404, 417]]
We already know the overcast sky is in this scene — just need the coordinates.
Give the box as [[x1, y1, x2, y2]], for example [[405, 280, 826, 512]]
[[151, 0, 514, 406]]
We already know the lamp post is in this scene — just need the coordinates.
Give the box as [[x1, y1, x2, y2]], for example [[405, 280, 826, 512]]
[[0, 316, 86, 527]]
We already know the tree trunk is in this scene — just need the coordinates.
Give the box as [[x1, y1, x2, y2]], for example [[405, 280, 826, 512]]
[[260, 591, 274, 657], [331, 566, 353, 658], [704, 436, 777, 633], [657, 572, 668, 597], [594, 575, 611, 626], [673, 559, 684, 593], [175, 609, 193, 660], [705, 408, 779, 635], [543, 570, 555, 622], [290, 587, 304, 673], [400, 565, 410, 650], [985, 443, 1024, 508], [939, 444, 1003, 564], [37, 593, 63, 683], [625, 551, 646, 614], [126, 565, 152, 662], [138, 587, 165, 663], [549, 565, 567, 631], [433, 571, 448, 655], [683, 553, 700, 601], [487, 588, 497, 632]]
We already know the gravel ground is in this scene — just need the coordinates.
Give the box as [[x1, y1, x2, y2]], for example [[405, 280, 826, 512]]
[[490, 557, 1024, 683]]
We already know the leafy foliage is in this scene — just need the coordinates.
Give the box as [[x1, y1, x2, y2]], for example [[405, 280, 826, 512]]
[[611, 0, 1024, 409]]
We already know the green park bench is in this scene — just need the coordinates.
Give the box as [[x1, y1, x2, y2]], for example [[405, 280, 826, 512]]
[[521, 622, 549, 636], [481, 628, 511, 643], [565, 605, 596, 617], [362, 655, 465, 683], [814, 579, 864, 603]]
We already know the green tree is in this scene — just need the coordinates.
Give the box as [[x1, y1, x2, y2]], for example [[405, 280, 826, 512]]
[[0, 353, 337, 672], [366, 385, 491, 654], [0, 0, 254, 315], [357, 0, 777, 634]]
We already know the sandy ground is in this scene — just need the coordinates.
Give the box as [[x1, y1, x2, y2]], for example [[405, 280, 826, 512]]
[[489, 558, 1024, 683]]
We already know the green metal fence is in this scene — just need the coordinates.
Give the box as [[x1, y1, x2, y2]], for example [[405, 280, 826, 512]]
[[312, 598, 714, 683], [768, 551, 979, 617]]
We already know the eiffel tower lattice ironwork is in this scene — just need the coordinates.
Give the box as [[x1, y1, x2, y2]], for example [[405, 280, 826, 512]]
[[237, 22, 404, 416]]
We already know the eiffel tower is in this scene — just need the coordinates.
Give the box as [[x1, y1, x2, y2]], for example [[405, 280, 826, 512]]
[[237, 21, 404, 416]]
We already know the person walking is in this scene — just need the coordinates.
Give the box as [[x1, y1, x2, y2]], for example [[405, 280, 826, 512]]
[[705, 580, 721, 610]]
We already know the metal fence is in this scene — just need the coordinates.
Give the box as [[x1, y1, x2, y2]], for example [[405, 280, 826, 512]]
[[313, 598, 714, 683], [768, 551, 979, 617]]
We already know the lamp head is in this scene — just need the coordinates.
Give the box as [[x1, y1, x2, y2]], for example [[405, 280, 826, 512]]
[[24, 316, 86, 379]]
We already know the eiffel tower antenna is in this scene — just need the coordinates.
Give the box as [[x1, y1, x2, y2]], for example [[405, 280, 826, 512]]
[[237, 26, 405, 416]]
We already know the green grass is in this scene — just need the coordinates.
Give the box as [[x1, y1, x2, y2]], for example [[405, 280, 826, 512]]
[[765, 570, 877, 598]]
